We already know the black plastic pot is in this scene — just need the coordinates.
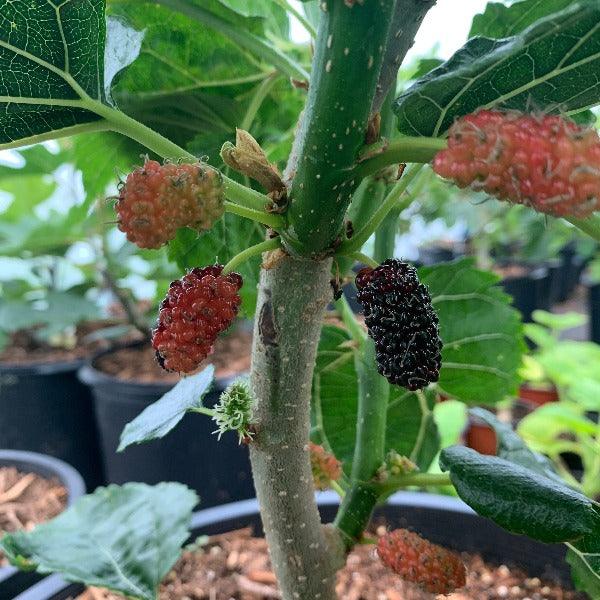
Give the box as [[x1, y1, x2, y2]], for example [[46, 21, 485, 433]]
[[14, 491, 574, 600], [78, 344, 254, 507], [500, 266, 549, 323], [587, 280, 600, 344], [0, 360, 104, 490], [0, 450, 85, 600]]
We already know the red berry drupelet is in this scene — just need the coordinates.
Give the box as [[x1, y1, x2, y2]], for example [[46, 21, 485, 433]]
[[433, 110, 600, 218], [356, 259, 442, 391], [377, 528, 466, 595], [152, 265, 242, 373], [116, 159, 224, 249]]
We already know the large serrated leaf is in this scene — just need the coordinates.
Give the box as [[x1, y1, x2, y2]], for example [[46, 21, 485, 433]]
[[421, 259, 524, 405], [440, 445, 600, 543], [0, 483, 198, 600], [311, 325, 438, 474], [119, 366, 214, 451], [394, 2, 600, 137], [0, 0, 104, 147]]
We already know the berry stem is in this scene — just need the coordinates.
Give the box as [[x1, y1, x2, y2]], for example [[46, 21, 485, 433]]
[[85, 99, 272, 214], [350, 136, 447, 181], [190, 406, 216, 418], [376, 472, 452, 494], [335, 296, 367, 344], [347, 252, 378, 269], [222, 237, 282, 274], [224, 201, 283, 229], [339, 164, 425, 255]]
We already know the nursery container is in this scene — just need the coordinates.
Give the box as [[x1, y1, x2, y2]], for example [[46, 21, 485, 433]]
[[0, 360, 104, 490], [464, 420, 497, 456], [518, 383, 559, 408], [587, 279, 600, 344], [500, 265, 549, 323], [0, 451, 85, 600], [14, 491, 575, 600], [78, 343, 254, 507]]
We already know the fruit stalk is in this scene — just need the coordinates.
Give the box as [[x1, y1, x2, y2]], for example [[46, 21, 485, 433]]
[[249, 256, 344, 600]]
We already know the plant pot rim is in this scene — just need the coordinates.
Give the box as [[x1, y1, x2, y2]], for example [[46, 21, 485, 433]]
[[0, 358, 85, 376], [13, 491, 573, 600], [77, 340, 246, 395], [0, 450, 86, 586]]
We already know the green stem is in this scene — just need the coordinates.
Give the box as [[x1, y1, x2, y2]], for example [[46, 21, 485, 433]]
[[351, 339, 390, 482], [348, 252, 378, 269], [334, 483, 380, 547], [565, 215, 600, 243], [351, 137, 446, 181], [240, 73, 280, 131], [224, 201, 284, 229], [374, 210, 399, 263], [330, 480, 346, 498], [222, 178, 270, 212], [335, 296, 367, 343], [340, 164, 425, 255], [271, 0, 317, 37], [283, 0, 397, 255], [154, 0, 309, 82], [377, 472, 452, 494], [191, 407, 216, 418], [222, 237, 281, 274]]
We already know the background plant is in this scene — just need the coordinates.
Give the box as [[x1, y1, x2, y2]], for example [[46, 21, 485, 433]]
[[1, 1, 600, 599]]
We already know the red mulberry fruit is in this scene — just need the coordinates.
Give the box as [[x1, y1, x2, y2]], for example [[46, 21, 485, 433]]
[[377, 528, 466, 595], [356, 259, 442, 391], [116, 159, 224, 249], [152, 265, 242, 373], [309, 442, 342, 490], [433, 110, 600, 218]]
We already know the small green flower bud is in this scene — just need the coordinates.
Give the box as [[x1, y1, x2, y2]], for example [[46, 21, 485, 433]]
[[213, 380, 254, 443]]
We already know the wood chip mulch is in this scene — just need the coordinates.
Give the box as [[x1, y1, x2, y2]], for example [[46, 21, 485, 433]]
[[75, 527, 586, 600], [0, 466, 67, 566]]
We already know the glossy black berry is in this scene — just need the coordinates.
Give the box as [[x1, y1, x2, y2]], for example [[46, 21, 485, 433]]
[[356, 259, 442, 390]]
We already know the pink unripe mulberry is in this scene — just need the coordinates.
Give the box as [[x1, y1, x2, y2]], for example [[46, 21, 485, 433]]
[[433, 110, 600, 218]]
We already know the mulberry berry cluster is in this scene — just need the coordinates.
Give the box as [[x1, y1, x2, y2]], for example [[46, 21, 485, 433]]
[[356, 259, 442, 391], [377, 528, 466, 595], [116, 159, 224, 249], [152, 265, 242, 373], [309, 442, 342, 490], [433, 110, 600, 218]]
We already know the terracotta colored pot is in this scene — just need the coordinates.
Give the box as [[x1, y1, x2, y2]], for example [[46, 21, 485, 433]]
[[465, 422, 497, 456], [519, 383, 559, 407]]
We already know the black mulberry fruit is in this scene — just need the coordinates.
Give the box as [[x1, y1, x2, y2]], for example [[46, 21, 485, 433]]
[[355, 259, 442, 390]]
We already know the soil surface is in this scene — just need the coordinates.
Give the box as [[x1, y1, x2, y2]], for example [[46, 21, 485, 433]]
[[0, 321, 134, 366], [95, 327, 252, 383], [74, 527, 585, 600], [0, 467, 67, 566]]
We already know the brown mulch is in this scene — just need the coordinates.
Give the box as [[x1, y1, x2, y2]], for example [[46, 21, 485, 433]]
[[0, 467, 68, 567], [74, 527, 585, 600], [95, 328, 252, 383], [0, 321, 135, 366]]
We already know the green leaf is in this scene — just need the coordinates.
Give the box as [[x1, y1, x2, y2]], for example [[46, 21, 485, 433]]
[[469, 0, 574, 38], [439, 445, 600, 543], [420, 259, 524, 405], [311, 325, 438, 474], [470, 407, 563, 484], [119, 366, 214, 451], [0, 0, 106, 147], [394, 2, 600, 137], [0, 482, 198, 600], [567, 534, 600, 598]]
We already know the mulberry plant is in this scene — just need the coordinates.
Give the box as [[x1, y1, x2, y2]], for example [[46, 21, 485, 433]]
[[2, 1, 600, 600]]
